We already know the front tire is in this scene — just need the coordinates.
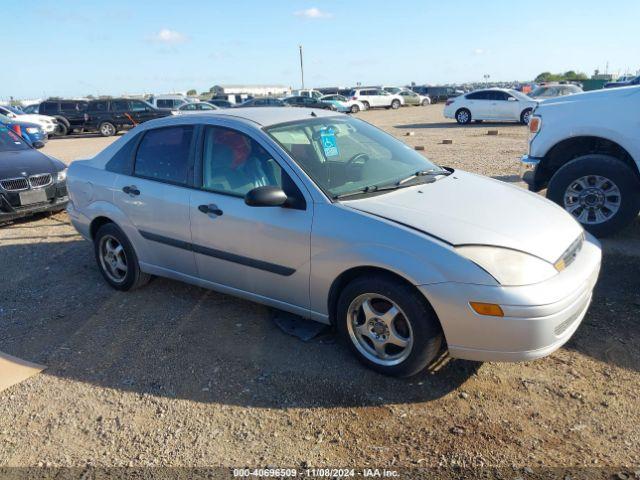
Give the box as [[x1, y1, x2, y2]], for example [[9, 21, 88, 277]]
[[361, 101, 370, 110], [337, 275, 443, 377], [99, 122, 116, 137], [391, 100, 401, 110], [520, 108, 533, 125], [546, 155, 640, 237], [455, 108, 471, 124], [350, 104, 360, 113], [94, 223, 151, 291], [421, 99, 430, 106]]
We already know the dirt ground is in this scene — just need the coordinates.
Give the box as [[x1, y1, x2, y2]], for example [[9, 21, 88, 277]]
[[0, 105, 638, 471]]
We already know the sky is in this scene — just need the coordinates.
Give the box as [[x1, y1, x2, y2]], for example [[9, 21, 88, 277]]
[[3, 0, 639, 99]]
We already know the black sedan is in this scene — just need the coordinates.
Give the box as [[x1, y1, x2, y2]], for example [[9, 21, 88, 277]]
[[0, 126, 68, 223], [283, 96, 336, 110]]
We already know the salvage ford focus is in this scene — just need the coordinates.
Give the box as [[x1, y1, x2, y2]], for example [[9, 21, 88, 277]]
[[66, 108, 601, 377]]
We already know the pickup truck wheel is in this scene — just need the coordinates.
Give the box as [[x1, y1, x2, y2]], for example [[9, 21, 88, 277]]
[[547, 155, 640, 237], [337, 275, 443, 377], [99, 122, 116, 137], [54, 123, 68, 136], [520, 108, 533, 125], [94, 223, 151, 291], [455, 108, 471, 124]]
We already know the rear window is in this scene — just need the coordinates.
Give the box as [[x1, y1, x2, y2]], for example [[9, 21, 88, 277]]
[[134, 126, 194, 185], [89, 101, 108, 112], [41, 102, 58, 114], [156, 99, 175, 109]]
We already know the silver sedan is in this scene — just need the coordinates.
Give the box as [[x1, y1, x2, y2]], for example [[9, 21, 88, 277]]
[[66, 108, 601, 377]]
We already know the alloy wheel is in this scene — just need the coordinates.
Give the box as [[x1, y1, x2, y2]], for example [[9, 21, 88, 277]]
[[563, 175, 622, 225], [347, 293, 414, 366], [99, 234, 128, 283]]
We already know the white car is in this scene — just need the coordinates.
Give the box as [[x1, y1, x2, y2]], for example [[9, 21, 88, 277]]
[[0, 105, 58, 135], [521, 86, 640, 237], [176, 102, 220, 114], [349, 88, 403, 110], [319, 94, 365, 113], [147, 95, 190, 110], [444, 88, 538, 125]]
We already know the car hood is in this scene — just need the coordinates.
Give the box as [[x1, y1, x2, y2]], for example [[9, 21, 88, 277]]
[[538, 85, 639, 107], [343, 170, 583, 263], [0, 149, 64, 178], [20, 114, 53, 122]]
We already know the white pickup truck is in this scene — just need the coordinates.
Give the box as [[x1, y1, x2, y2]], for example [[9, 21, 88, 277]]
[[521, 86, 640, 237]]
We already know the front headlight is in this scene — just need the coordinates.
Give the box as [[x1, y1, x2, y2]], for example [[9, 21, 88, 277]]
[[26, 127, 39, 134], [57, 169, 68, 182], [455, 246, 557, 286]]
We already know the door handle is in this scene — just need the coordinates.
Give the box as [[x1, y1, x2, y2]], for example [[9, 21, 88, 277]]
[[122, 185, 140, 196], [198, 204, 223, 216]]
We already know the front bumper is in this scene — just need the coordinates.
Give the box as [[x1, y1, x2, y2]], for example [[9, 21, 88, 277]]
[[420, 233, 601, 362], [0, 182, 68, 222]]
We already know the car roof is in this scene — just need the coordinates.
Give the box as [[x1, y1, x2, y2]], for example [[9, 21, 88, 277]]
[[139, 107, 342, 129], [209, 107, 341, 126]]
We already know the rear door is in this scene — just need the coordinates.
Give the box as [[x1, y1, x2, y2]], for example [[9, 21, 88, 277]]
[[112, 125, 198, 276], [465, 91, 491, 119], [189, 125, 313, 310]]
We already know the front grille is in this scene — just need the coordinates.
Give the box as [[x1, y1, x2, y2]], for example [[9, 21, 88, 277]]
[[0, 174, 53, 192], [0, 178, 29, 191], [29, 173, 53, 188]]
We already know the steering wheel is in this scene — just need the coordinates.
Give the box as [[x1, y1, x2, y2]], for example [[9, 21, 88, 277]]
[[346, 152, 370, 167]]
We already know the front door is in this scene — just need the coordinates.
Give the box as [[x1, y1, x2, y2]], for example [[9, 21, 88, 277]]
[[112, 124, 198, 276], [189, 125, 313, 311]]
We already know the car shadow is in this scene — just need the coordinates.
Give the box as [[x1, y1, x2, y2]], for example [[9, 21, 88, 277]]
[[0, 240, 637, 409]]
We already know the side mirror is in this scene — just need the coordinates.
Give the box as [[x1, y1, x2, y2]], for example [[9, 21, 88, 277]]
[[508, 97, 518, 102], [244, 186, 288, 207], [33, 140, 45, 149]]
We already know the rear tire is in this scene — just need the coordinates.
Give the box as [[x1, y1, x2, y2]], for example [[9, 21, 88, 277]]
[[546, 155, 640, 237], [336, 275, 443, 377], [99, 122, 116, 137], [455, 108, 471, 125], [94, 223, 151, 291], [361, 101, 370, 110]]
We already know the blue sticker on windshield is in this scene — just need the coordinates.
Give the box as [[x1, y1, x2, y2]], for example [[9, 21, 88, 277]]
[[320, 129, 339, 157]]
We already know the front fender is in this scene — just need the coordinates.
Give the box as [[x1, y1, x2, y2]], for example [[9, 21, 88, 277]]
[[309, 204, 496, 316]]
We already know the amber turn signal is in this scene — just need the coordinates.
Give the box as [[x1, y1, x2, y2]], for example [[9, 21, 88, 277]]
[[470, 302, 504, 317]]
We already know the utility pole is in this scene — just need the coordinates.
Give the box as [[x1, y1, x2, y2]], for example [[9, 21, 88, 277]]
[[299, 45, 305, 89]]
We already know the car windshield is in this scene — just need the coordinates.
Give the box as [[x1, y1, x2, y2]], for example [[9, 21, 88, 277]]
[[265, 116, 442, 198], [0, 126, 30, 151]]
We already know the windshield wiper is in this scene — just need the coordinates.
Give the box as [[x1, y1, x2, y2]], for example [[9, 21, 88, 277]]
[[396, 168, 450, 185]]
